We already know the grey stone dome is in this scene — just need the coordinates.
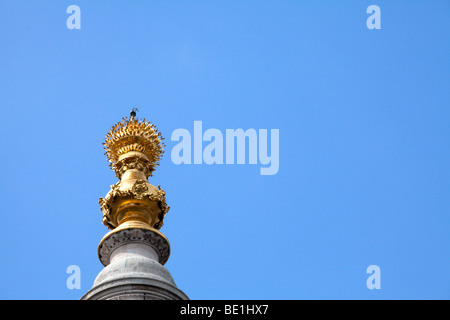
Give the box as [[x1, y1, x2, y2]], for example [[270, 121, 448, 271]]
[[81, 241, 188, 300], [93, 254, 176, 287]]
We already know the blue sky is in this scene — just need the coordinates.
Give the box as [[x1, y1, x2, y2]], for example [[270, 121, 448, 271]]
[[0, 1, 449, 299]]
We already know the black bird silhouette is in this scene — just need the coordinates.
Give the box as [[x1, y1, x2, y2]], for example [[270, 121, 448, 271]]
[[130, 107, 139, 119]]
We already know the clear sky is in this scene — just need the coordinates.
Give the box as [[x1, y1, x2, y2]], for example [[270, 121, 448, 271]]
[[0, 1, 449, 300]]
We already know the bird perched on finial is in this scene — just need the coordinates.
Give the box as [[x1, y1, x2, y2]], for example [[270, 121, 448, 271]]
[[130, 107, 139, 119]]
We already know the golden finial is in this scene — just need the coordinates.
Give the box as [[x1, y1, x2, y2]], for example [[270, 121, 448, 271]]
[[99, 109, 169, 231]]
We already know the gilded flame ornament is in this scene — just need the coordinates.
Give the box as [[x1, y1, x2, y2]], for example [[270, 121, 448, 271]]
[[103, 116, 165, 178], [98, 111, 170, 231]]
